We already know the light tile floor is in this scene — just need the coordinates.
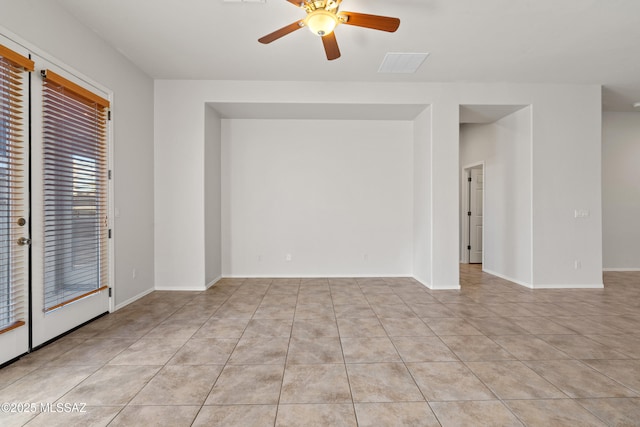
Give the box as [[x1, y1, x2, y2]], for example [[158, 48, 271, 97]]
[[1, 265, 640, 426]]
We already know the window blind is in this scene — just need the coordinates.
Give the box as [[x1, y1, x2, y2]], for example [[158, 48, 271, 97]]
[[41, 69, 109, 312], [0, 44, 33, 333]]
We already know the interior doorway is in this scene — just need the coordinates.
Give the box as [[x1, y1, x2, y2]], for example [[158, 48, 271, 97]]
[[459, 104, 532, 285], [462, 163, 484, 264]]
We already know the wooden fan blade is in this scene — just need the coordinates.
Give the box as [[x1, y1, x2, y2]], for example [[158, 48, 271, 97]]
[[322, 32, 341, 60], [258, 21, 304, 44], [339, 11, 400, 32], [286, 0, 305, 6]]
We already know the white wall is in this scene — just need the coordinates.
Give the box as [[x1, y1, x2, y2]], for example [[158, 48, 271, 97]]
[[430, 102, 461, 289], [0, 0, 155, 307], [154, 83, 206, 290], [155, 81, 603, 290], [205, 106, 222, 285], [602, 112, 640, 270], [413, 108, 432, 286], [221, 119, 414, 277], [530, 88, 603, 287], [459, 107, 532, 286]]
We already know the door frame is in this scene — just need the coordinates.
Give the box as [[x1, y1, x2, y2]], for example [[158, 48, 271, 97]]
[[461, 161, 484, 264]]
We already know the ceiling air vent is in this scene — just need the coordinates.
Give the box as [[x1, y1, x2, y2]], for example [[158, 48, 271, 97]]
[[378, 52, 430, 74]]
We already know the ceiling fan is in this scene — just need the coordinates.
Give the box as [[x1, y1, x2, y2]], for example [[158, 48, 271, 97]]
[[258, 0, 400, 61]]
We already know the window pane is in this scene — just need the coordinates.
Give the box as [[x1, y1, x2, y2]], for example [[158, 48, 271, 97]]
[[42, 77, 108, 312], [0, 53, 27, 330]]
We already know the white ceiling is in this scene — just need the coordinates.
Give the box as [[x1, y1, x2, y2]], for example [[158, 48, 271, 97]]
[[57, 0, 640, 112]]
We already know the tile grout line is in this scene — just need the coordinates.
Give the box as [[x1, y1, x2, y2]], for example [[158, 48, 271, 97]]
[[329, 278, 359, 426], [273, 277, 299, 426]]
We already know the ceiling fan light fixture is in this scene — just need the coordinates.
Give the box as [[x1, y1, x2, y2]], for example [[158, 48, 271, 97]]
[[258, 0, 400, 61], [305, 10, 338, 36]]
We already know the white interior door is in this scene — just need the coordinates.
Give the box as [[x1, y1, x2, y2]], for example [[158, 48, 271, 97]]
[[30, 58, 111, 348], [0, 39, 32, 365], [469, 168, 483, 264]]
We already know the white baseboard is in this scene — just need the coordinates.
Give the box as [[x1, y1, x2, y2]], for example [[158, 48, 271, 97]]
[[529, 283, 604, 289], [412, 275, 430, 289], [481, 268, 604, 289], [482, 268, 533, 289], [222, 274, 413, 279], [206, 276, 223, 289], [413, 273, 460, 289], [116, 266, 613, 306], [155, 274, 415, 292], [114, 287, 154, 311], [154, 285, 208, 291], [115, 279, 221, 307], [428, 283, 462, 290]]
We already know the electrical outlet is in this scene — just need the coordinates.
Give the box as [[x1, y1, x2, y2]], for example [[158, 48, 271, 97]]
[[286, 254, 292, 262], [132, 268, 137, 279], [574, 209, 590, 218], [574, 260, 581, 270]]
